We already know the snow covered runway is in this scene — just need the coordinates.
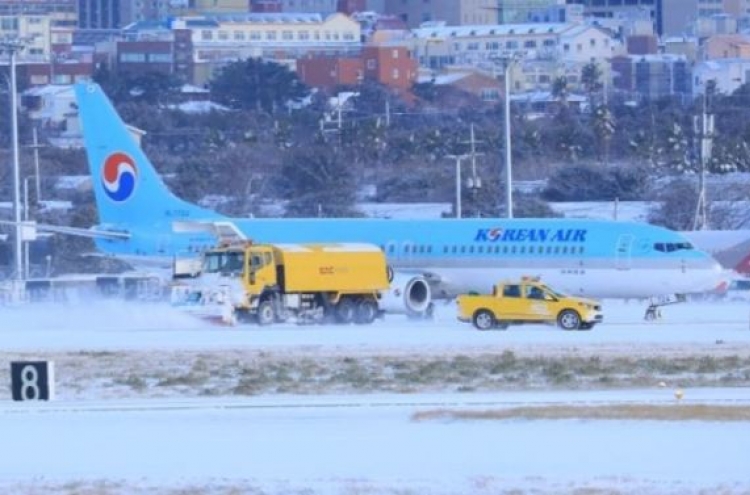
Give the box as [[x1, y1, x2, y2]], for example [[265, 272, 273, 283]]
[[1, 298, 749, 494], [1, 390, 749, 495]]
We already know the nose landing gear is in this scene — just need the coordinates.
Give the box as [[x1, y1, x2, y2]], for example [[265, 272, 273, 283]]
[[644, 294, 687, 321]]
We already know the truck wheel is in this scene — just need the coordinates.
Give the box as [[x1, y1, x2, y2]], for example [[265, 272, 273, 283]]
[[335, 297, 357, 324], [355, 299, 378, 325], [557, 309, 581, 330], [257, 300, 275, 326], [472, 309, 496, 330]]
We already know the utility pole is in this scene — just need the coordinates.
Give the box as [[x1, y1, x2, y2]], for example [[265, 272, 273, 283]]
[[692, 86, 714, 231], [446, 153, 472, 218], [465, 124, 484, 189], [1, 38, 26, 298], [28, 126, 44, 205]]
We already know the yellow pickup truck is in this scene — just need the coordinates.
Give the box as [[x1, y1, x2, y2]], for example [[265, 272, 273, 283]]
[[456, 279, 603, 331]]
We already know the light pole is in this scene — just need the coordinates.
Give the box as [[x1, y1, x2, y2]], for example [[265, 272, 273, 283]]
[[1, 38, 25, 295], [491, 52, 521, 219], [503, 57, 514, 219]]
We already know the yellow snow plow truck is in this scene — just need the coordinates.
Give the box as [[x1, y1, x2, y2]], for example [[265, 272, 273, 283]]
[[171, 242, 390, 325]]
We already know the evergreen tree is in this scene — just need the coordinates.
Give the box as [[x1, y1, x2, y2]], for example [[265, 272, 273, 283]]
[[209, 58, 309, 113]]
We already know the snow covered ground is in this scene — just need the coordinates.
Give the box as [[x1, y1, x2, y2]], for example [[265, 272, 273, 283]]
[[2, 297, 750, 355], [1, 298, 749, 494]]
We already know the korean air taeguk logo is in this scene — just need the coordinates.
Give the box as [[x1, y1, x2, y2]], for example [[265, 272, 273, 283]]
[[101, 152, 138, 202]]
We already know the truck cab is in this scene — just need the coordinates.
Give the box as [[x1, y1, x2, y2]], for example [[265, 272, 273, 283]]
[[456, 279, 603, 331]]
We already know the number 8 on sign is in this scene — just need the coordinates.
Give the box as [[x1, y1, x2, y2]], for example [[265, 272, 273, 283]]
[[10, 361, 54, 401], [20, 365, 41, 401]]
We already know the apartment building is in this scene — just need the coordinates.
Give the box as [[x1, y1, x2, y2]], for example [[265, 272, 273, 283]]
[[297, 42, 416, 92], [703, 33, 750, 58], [566, 0, 660, 20], [280, 0, 367, 16], [361, 43, 416, 90], [660, 0, 750, 36], [0, 12, 93, 85], [77, 0, 121, 28], [117, 23, 187, 79], [496, 0, 564, 24], [192, 0, 250, 11], [280, 0, 337, 15], [79, 0, 184, 28], [567, 0, 674, 37], [0, 14, 52, 61], [659, 0, 695, 36], [611, 53, 691, 99], [411, 22, 618, 69], [169, 12, 360, 84], [120, 0, 172, 24], [0, 0, 75, 15], [698, 0, 740, 17], [693, 57, 750, 94], [382, 0, 496, 28]]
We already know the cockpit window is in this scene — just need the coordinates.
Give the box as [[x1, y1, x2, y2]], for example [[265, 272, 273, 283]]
[[654, 242, 693, 253]]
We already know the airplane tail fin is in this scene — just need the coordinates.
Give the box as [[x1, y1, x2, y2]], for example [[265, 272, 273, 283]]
[[74, 82, 220, 228]]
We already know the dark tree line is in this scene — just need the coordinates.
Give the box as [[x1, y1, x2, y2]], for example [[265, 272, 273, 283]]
[[4, 57, 750, 226]]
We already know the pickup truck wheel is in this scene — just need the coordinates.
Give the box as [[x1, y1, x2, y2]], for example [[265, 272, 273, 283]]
[[472, 309, 496, 330], [257, 300, 275, 326], [557, 309, 581, 330]]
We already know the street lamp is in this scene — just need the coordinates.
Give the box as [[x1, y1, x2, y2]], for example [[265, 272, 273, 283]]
[[1, 38, 25, 296], [490, 52, 522, 218], [503, 57, 514, 219]]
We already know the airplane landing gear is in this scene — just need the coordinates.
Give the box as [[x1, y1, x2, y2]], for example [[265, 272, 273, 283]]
[[644, 294, 687, 321], [644, 305, 662, 321]]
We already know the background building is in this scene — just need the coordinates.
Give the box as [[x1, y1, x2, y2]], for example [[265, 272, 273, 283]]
[[382, 0, 496, 28], [0, 0, 75, 15], [77, 0, 121, 28], [496, 0, 564, 24], [280, 0, 337, 15]]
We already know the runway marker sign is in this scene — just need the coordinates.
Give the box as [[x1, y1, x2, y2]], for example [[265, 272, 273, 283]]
[[10, 361, 55, 401]]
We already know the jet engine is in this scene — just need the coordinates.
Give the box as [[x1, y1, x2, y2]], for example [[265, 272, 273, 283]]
[[379, 272, 433, 317]]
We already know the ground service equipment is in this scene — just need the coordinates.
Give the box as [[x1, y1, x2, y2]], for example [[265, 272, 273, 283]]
[[456, 278, 603, 331], [171, 242, 390, 325]]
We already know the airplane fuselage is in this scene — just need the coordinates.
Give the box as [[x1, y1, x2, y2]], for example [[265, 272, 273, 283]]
[[95, 217, 722, 299]]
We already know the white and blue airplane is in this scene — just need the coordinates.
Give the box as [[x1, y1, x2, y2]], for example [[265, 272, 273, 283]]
[[68, 82, 723, 316]]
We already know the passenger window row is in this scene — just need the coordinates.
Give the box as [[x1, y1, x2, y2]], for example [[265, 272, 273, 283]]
[[382, 244, 586, 255]]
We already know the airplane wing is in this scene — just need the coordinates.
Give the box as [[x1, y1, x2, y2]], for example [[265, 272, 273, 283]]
[[0, 220, 130, 240]]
